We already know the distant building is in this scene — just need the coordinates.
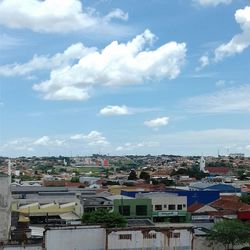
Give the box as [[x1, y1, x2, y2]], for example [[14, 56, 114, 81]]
[[199, 156, 206, 172], [229, 153, 245, 158]]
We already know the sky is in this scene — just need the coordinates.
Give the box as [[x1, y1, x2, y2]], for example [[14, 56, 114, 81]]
[[1, 0, 250, 157]]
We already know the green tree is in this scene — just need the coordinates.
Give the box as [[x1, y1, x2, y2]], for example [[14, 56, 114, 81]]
[[70, 176, 79, 182], [240, 194, 250, 205], [128, 169, 137, 180], [207, 219, 250, 250], [139, 171, 150, 181], [82, 209, 127, 228]]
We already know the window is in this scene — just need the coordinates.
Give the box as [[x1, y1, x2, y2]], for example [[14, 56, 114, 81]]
[[155, 204, 162, 211], [169, 232, 180, 238], [164, 205, 167, 208], [173, 233, 180, 238], [177, 204, 182, 210], [119, 234, 132, 240], [143, 233, 156, 239], [136, 205, 147, 216], [183, 204, 186, 208], [119, 205, 130, 216], [168, 204, 175, 210]]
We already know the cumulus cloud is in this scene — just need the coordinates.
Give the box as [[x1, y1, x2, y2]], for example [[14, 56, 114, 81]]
[[99, 105, 130, 116], [33, 29, 186, 101], [144, 116, 169, 128], [193, 0, 232, 7], [196, 55, 210, 70], [33, 136, 51, 146], [214, 6, 250, 61], [70, 130, 109, 146], [0, 43, 95, 77], [0, 0, 128, 33], [186, 84, 250, 113], [33, 136, 65, 146]]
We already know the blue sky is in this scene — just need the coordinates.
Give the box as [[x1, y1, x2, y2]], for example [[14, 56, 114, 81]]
[[1, 0, 250, 157]]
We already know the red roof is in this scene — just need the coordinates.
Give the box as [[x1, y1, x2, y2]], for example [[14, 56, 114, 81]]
[[188, 203, 204, 213], [210, 196, 250, 213], [205, 167, 230, 174]]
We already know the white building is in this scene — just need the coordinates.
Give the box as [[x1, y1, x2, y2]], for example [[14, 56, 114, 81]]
[[0, 172, 11, 242], [43, 224, 194, 250], [136, 192, 187, 223]]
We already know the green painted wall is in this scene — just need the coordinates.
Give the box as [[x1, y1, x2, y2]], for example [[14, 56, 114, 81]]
[[114, 198, 152, 219]]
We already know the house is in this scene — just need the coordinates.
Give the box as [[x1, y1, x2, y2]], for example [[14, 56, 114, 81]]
[[205, 167, 231, 176], [112, 197, 152, 220], [188, 203, 217, 222], [136, 192, 188, 223]]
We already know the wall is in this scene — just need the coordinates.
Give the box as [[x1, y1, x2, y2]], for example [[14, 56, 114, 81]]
[[121, 190, 220, 206], [113, 198, 152, 219], [0, 174, 11, 242], [1, 245, 42, 250], [44, 225, 193, 250], [44, 226, 105, 250], [107, 228, 193, 250]]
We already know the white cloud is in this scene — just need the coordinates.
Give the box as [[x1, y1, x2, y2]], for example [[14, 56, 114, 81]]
[[214, 6, 250, 61], [144, 116, 169, 128], [0, 43, 95, 77], [115, 141, 158, 152], [186, 84, 250, 113], [246, 145, 250, 150], [99, 105, 130, 116], [33, 29, 186, 101], [193, 0, 232, 7], [0, 0, 128, 33], [103, 9, 128, 23], [70, 130, 109, 146], [99, 105, 161, 116], [215, 80, 226, 87], [196, 55, 210, 70], [33, 136, 51, 146], [33, 136, 65, 146]]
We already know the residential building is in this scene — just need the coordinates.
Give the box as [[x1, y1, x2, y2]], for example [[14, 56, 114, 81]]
[[113, 197, 152, 219], [136, 192, 188, 223]]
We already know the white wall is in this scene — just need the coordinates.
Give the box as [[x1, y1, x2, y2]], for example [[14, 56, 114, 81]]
[[108, 228, 192, 250], [3, 245, 42, 250], [45, 226, 105, 250], [0, 175, 11, 242]]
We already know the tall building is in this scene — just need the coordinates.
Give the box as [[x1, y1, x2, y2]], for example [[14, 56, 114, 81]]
[[199, 156, 206, 173], [0, 161, 11, 242]]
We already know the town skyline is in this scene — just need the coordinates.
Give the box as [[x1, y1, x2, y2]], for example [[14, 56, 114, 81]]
[[1, 0, 250, 157]]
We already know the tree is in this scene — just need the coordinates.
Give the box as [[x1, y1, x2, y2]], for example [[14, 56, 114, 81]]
[[139, 171, 150, 181], [207, 219, 250, 250], [70, 176, 79, 182], [240, 194, 250, 205], [82, 209, 127, 228], [128, 169, 137, 180]]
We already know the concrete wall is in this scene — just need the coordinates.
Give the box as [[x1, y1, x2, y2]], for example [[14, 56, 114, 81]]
[[44, 226, 105, 250], [44, 225, 193, 250], [0, 174, 11, 242], [113, 198, 152, 219], [108, 228, 192, 250], [1, 245, 42, 250]]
